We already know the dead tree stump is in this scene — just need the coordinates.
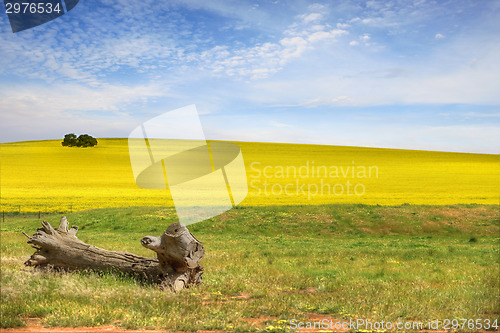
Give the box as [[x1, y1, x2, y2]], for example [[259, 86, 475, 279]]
[[24, 216, 204, 292]]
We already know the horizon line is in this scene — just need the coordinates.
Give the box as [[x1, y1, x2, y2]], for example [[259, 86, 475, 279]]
[[1, 137, 498, 156]]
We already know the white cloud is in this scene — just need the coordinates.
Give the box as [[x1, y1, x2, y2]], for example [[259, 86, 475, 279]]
[[347, 34, 372, 47], [361, 18, 379, 25], [348, 0, 462, 30], [169, 0, 279, 32], [300, 13, 323, 23], [270, 121, 295, 128], [307, 29, 347, 43], [301, 96, 350, 107], [271, 96, 349, 108], [247, 18, 500, 108], [435, 33, 445, 39], [0, 83, 162, 114], [195, 10, 348, 80], [0, 3, 350, 85], [0, 83, 164, 142]]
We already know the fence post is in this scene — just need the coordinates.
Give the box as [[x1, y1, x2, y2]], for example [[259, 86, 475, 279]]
[[38, 211, 41, 219], [18, 205, 21, 213], [70, 205, 72, 213], [2, 210, 4, 223]]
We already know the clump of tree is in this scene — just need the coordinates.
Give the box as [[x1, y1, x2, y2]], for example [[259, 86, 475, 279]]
[[62, 133, 98, 147]]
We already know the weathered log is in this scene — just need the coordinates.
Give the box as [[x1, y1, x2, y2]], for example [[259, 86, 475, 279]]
[[24, 216, 204, 292], [141, 222, 204, 291]]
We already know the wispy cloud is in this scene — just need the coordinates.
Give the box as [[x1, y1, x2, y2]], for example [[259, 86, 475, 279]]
[[271, 96, 350, 108], [0, 82, 164, 141], [0, 83, 163, 114], [197, 5, 348, 79], [0, 2, 348, 84], [270, 121, 295, 128]]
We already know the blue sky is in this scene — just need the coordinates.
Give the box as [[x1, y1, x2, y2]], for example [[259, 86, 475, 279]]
[[1, 0, 499, 153]]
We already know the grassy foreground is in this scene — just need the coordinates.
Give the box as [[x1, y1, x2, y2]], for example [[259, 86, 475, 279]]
[[1, 139, 498, 213], [1, 204, 499, 331]]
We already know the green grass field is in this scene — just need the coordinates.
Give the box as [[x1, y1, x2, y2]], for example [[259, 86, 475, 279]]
[[1, 205, 499, 332]]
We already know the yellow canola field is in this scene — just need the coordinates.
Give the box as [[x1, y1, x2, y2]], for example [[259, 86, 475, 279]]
[[0, 139, 498, 212]]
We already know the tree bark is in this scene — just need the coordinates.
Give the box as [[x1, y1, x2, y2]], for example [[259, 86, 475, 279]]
[[24, 216, 204, 292]]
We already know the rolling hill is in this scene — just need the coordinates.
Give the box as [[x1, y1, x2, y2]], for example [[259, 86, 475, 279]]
[[0, 139, 498, 212]]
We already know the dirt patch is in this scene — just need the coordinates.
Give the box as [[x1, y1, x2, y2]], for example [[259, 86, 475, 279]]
[[3, 316, 496, 333], [240, 313, 351, 332], [201, 292, 252, 306], [241, 315, 277, 326], [1, 318, 158, 333], [0, 318, 224, 333], [229, 292, 251, 300]]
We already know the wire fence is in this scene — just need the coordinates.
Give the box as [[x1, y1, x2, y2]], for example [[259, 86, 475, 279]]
[[1, 205, 74, 213], [1, 205, 76, 223], [0, 203, 169, 223]]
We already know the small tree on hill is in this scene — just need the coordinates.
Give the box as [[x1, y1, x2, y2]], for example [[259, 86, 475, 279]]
[[62, 133, 98, 147], [61, 133, 77, 147], [76, 134, 98, 147]]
